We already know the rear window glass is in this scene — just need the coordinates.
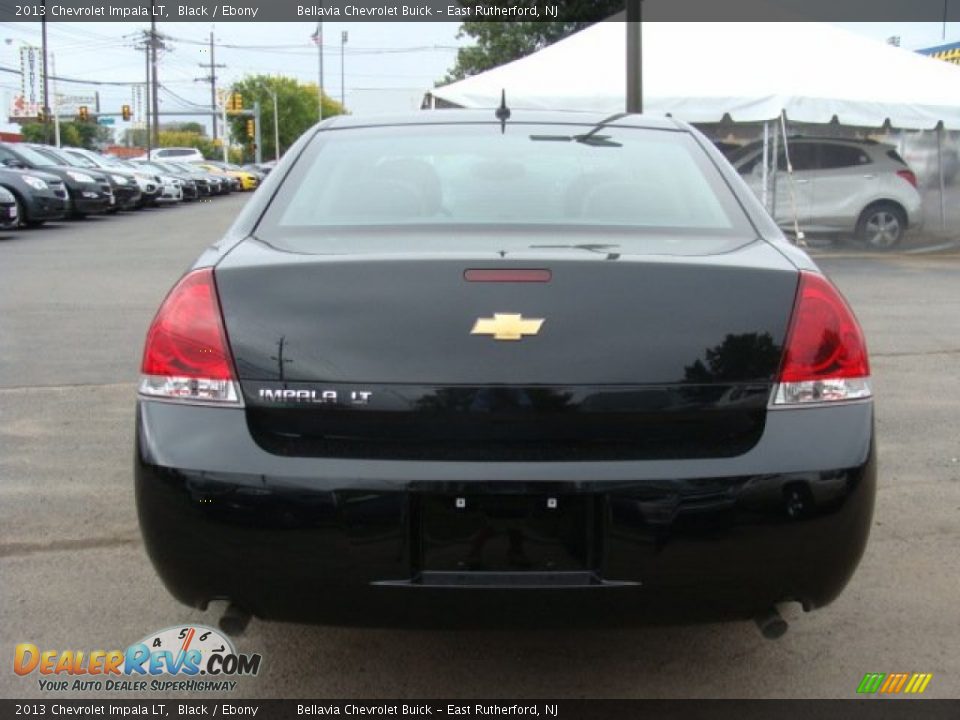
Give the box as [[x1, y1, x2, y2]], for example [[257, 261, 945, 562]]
[[258, 123, 752, 242]]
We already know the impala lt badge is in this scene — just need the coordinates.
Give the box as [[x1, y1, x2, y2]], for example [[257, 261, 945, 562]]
[[471, 313, 545, 341], [258, 389, 373, 405]]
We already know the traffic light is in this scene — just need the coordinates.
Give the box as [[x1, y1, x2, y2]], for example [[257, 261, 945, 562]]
[[230, 93, 243, 112], [78, 105, 89, 121], [36, 109, 46, 123], [245, 119, 255, 138], [121, 104, 131, 121]]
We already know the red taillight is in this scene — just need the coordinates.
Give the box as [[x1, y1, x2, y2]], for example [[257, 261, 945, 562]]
[[774, 272, 871, 405], [139, 268, 240, 404], [896, 169, 918, 188]]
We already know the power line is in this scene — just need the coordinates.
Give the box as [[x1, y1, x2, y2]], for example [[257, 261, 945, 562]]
[[0, 64, 139, 87], [159, 84, 211, 112]]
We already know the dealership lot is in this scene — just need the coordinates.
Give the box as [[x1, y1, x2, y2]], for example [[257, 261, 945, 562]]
[[0, 198, 958, 699]]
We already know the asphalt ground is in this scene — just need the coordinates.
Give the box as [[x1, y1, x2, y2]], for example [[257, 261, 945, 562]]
[[0, 197, 958, 699]]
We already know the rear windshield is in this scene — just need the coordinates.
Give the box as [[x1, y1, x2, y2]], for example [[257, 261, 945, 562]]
[[257, 123, 752, 244]]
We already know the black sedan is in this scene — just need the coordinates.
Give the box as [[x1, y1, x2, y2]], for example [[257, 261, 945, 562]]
[[0, 166, 68, 227], [136, 112, 875, 635], [165, 161, 226, 196], [0, 142, 113, 217]]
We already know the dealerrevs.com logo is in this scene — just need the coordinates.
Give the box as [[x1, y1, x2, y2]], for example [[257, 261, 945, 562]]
[[14, 625, 262, 692]]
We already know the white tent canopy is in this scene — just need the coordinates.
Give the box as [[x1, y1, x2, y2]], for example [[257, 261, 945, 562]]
[[431, 22, 960, 130]]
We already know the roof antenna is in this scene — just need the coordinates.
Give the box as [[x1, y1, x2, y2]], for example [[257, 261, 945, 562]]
[[495, 89, 510, 134]]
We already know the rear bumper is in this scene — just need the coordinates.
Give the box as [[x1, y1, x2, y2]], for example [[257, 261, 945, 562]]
[[135, 399, 876, 627]]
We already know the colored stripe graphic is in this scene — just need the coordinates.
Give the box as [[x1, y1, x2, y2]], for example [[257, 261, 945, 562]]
[[905, 674, 933, 694], [857, 672, 932, 695], [857, 673, 886, 694]]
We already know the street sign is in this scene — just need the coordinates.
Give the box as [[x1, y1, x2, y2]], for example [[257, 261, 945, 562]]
[[97, 117, 115, 125]]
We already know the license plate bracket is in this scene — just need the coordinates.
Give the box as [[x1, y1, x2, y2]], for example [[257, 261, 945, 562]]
[[418, 494, 593, 573]]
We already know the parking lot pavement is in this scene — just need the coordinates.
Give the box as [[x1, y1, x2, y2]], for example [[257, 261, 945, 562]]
[[1, 209, 958, 699]]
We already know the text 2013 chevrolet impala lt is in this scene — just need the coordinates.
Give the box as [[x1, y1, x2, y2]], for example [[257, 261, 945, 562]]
[[136, 111, 875, 636]]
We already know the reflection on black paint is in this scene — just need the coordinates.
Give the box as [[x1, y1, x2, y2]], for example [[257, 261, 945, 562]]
[[684, 332, 781, 384], [415, 387, 574, 413]]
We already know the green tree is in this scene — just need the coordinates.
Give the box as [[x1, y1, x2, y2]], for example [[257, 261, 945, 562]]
[[21, 120, 111, 149], [71, 120, 113, 149], [227, 75, 344, 163], [162, 121, 206, 135], [440, 4, 624, 84]]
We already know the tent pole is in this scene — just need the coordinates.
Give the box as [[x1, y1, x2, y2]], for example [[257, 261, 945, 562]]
[[761, 122, 769, 211], [938, 124, 946, 231], [780, 111, 804, 245], [771, 124, 779, 218], [626, 0, 642, 113]]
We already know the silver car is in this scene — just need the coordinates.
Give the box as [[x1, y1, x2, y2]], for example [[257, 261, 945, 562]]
[[729, 138, 923, 249]]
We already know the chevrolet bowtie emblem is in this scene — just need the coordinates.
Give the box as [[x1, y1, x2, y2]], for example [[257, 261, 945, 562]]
[[470, 313, 545, 341]]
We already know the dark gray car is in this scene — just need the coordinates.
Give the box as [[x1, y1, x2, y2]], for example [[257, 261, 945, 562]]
[[0, 166, 69, 227]]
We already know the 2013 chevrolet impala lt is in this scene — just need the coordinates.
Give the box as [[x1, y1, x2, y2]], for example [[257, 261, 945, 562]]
[[135, 111, 875, 635]]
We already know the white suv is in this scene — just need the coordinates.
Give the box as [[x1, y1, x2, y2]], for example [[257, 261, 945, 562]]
[[143, 147, 205, 163], [729, 138, 922, 249]]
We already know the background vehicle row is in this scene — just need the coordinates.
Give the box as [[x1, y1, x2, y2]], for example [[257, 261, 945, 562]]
[[0, 143, 264, 231]]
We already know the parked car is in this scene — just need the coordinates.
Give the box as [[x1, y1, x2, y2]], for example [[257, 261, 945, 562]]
[[730, 137, 922, 249], [157, 175, 184, 204], [49, 147, 162, 209], [142, 147, 205, 163], [194, 161, 257, 191], [0, 185, 18, 229], [140, 160, 199, 201], [136, 111, 875, 633], [128, 160, 186, 204], [166, 162, 228, 195], [103, 157, 162, 207], [0, 142, 114, 218], [242, 161, 276, 178], [0, 167, 69, 227], [157, 161, 215, 197], [29, 145, 142, 212]]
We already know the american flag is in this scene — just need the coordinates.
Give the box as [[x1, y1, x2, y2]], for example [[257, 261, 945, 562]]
[[310, 23, 322, 45]]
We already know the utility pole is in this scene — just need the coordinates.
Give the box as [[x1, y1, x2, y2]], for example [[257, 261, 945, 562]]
[[221, 96, 228, 163], [197, 31, 225, 141], [272, 90, 279, 161], [340, 31, 348, 110], [253, 100, 262, 164], [150, 9, 161, 148], [314, 21, 324, 121], [139, 34, 152, 155], [626, 0, 643, 114], [40, 0, 50, 143], [51, 52, 60, 148]]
